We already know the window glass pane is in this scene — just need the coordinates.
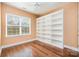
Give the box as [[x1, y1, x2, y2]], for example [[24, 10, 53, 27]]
[[7, 26, 19, 35], [13, 16, 20, 25], [7, 15, 13, 25], [21, 26, 29, 34], [7, 14, 19, 25], [21, 17, 30, 26], [21, 16, 31, 34]]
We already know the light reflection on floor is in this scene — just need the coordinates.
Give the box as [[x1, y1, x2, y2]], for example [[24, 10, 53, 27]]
[[8, 46, 33, 57]]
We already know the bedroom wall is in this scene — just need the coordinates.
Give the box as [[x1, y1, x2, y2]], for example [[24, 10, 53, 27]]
[[0, 3, 1, 56], [78, 3, 79, 49], [63, 3, 77, 48], [0, 3, 1, 46], [1, 3, 37, 45]]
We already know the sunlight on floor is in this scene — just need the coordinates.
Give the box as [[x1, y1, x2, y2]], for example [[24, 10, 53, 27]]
[[8, 47, 33, 57]]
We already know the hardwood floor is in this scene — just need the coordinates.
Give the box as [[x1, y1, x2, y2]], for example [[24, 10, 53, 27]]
[[64, 48, 78, 57], [1, 40, 79, 57], [31, 41, 63, 57]]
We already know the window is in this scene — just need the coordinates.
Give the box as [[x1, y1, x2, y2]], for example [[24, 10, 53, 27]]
[[6, 13, 31, 37]]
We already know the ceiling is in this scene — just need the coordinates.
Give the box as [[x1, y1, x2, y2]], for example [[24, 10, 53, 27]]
[[4, 2, 68, 16]]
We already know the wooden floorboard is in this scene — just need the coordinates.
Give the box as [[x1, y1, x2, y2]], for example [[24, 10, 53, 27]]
[[1, 40, 79, 57], [63, 48, 79, 57], [33, 41, 63, 56], [31, 43, 59, 57]]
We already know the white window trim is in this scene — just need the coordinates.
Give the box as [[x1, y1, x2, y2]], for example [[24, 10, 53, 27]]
[[6, 13, 31, 37]]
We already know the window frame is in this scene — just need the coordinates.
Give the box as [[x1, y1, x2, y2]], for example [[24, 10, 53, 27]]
[[6, 13, 31, 37]]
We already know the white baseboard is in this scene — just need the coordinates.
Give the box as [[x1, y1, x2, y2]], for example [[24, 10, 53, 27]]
[[2, 39, 37, 49], [64, 45, 79, 52], [38, 39, 64, 49]]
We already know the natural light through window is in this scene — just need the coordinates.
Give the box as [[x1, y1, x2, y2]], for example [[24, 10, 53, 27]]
[[6, 13, 31, 37]]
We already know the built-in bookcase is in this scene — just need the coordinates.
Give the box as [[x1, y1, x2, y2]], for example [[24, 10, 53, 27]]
[[36, 9, 64, 49]]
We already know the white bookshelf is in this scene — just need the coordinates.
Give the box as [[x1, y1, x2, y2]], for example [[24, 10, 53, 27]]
[[36, 9, 64, 49]]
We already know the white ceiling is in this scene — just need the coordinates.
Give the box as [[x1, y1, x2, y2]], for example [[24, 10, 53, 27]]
[[4, 2, 68, 16]]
